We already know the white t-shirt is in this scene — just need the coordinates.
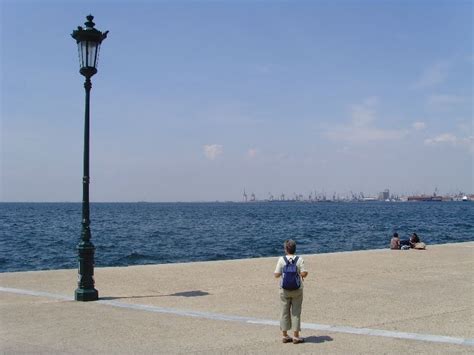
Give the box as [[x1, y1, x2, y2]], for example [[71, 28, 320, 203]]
[[274, 255, 307, 289]]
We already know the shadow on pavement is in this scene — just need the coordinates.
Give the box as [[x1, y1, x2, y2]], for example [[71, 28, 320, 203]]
[[100, 290, 210, 300], [304, 335, 334, 343], [169, 290, 209, 297]]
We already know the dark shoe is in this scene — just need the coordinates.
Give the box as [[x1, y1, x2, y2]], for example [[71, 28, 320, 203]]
[[282, 336, 293, 343], [293, 337, 304, 344]]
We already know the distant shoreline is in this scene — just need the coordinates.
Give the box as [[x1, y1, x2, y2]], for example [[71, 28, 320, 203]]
[[1, 200, 472, 204]]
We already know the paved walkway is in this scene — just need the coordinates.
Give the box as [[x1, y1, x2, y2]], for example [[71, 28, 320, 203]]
[[1, 242, 473, 354]]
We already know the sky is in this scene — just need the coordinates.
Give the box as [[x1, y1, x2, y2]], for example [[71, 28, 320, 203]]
[[1, 0, 473, 202]]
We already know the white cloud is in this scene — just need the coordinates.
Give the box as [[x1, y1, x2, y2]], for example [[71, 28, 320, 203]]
[[463, 136, 474, 154], [351, 102, 376, 127], [424, 133, 457, 145], [349, 97, 378, 128], [325, 97, 407, 143], [424, 134, 474, 154], [413, 62, 449, 88], [203, 144, 223, 160], [247, 148, 258, 158], [412, 121, 426, 130], [456, 120, 472, 132]]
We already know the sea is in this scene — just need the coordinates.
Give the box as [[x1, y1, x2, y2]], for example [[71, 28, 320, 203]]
[[0, 202, 473, 273]]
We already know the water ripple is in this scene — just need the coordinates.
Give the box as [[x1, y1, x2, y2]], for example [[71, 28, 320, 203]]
[[0, 202, 473, 272]]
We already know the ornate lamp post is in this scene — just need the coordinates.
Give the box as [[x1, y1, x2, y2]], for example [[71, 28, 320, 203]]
[[71, 15, 108, 301]]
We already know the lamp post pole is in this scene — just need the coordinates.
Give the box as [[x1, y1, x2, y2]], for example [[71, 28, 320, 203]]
[[72, 15, 108, 301], [76, 74, 96, 302]]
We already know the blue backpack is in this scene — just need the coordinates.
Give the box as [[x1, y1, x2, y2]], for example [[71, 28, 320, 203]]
[[281, 256, 301, 290]]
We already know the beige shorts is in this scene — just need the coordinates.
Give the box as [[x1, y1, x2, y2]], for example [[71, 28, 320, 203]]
[[279, 288, 303, 332]]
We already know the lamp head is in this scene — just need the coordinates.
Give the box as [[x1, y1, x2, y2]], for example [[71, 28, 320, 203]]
[[72, 15, 108, 77]]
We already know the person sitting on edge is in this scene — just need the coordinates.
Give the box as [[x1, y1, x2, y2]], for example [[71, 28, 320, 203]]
[[410, 232, 420, 247], [390, 232, 400, 249], [274, 239, 308, 344]]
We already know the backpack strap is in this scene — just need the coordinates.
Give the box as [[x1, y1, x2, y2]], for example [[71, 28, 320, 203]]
[[284, 256, 299, 265]]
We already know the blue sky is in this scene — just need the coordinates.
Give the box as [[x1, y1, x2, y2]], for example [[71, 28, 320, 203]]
[[1, 0, 472, 202]]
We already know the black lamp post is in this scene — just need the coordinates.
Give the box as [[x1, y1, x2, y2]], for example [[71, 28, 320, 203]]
[[71, 15, 108, 301]]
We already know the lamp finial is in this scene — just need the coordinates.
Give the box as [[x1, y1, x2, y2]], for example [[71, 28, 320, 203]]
[[85, 15, 95, 29]]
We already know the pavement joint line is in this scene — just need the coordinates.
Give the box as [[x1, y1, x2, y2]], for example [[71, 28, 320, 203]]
[[365, 308, 468, 329], [1, 286, 473, 347]]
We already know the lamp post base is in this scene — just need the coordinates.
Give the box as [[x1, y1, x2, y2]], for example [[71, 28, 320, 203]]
[[75, 288, 99, 301]]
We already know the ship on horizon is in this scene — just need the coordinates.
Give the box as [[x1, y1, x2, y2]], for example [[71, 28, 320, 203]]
[[408, 188, 444, 202], [407, 195, 443, 202]]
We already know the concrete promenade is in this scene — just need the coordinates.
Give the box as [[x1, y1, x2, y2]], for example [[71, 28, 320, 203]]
[[1, 242, 473, 354]]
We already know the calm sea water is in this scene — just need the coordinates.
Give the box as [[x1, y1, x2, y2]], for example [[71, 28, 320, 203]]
[[0, 202, 472, 272]]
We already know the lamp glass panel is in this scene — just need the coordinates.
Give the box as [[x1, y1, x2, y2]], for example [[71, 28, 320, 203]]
[[87, 41, 98, 68], [77, 42, 83, 68], [80, 41, 88, 68], [95, 43, 102, 68]]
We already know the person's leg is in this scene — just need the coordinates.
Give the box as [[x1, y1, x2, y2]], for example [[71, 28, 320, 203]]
[[279, 289, 292, 341], [290, 289, 304, 342]]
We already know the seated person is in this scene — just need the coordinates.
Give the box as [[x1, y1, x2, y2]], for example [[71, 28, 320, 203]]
[[410, 233, 426, 249], [390, 232, 400, 249], [410, 233, 420, 248]]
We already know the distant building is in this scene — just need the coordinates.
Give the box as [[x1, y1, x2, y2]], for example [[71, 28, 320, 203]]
[[378, 189, 390, 201]]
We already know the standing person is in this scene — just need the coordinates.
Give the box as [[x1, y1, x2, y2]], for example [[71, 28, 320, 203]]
[[274, 239, 308, 344]]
